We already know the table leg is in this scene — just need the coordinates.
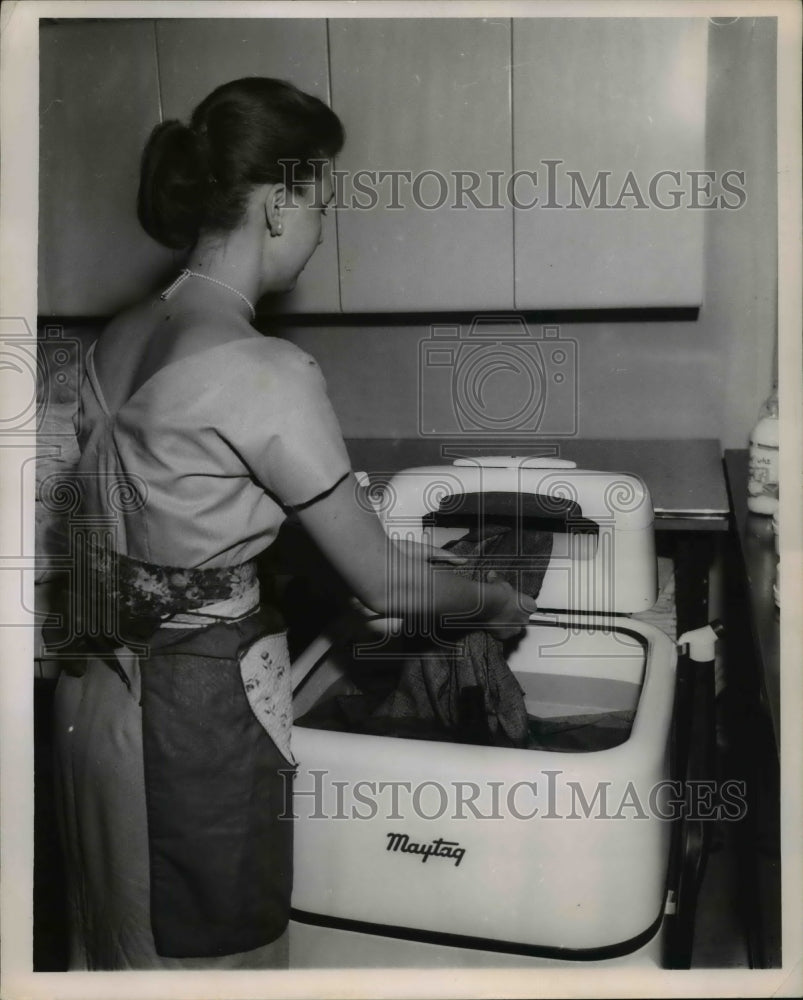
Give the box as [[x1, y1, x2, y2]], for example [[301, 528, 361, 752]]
[[663, 533, 716, 968]]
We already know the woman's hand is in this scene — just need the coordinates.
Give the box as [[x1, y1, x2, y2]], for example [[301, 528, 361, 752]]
[[394, 540, 536, 640], [391, 537, 467, 569], [296, 473, 538, 630]]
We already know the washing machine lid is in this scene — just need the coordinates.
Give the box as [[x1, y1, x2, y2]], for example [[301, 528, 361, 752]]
[[377, 457, 658, 614]]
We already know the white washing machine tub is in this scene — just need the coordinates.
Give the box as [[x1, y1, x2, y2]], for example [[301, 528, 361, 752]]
[[291, 614, 675, 959], [289, 459, 706, 962]]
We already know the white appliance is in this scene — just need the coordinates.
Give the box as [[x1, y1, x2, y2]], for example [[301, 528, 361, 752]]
[[289, 457, 715, 965]]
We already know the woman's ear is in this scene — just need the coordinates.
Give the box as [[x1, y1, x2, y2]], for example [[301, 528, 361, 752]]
[[264, 185, 285, 237]]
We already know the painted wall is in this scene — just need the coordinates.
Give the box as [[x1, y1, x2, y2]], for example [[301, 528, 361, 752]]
[[40, 18, 777, 452], [276, 17, 777, 451]]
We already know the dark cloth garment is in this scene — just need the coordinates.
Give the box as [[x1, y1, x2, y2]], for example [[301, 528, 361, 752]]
[[527, 710, 636, 752], [140, 608, 294, 959], [297, 700, 636, 753], [369, 523, 553, 747]]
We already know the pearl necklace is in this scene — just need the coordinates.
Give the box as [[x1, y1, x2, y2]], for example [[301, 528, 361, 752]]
[[160, 268, 256, 321]]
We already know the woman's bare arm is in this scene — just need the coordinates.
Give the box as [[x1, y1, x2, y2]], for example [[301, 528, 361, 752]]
[[294, 473, 537, 639]]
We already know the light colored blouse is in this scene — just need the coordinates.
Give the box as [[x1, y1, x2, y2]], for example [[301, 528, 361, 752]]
[[76, 335, 351, 568]]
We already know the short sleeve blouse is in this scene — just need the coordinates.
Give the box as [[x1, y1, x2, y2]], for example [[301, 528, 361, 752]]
[[76, 336, 351, 568]]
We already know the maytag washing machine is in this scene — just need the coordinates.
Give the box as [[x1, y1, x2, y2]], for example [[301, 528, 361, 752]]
[[288, 457, 720, 967]]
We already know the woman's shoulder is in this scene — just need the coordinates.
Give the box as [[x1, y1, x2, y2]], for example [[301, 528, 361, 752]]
[[227, 335, 325, 384], [202, 336, 331, 426], [235, 334, 317, 364], [214, 336, 339, 450]]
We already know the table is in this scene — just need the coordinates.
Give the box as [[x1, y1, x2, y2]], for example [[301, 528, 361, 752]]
[[723, 450, 780, 749], [722, 450, 782, 969]]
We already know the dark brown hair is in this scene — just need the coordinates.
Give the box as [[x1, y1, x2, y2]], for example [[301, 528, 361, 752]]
[[137, 77, 344, 249]]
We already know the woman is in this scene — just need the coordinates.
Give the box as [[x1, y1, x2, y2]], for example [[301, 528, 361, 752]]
[[52, 77, 536, 970]]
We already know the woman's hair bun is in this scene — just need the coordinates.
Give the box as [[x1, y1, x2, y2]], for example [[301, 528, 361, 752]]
[[137, 120, 211, 249], [137, 79, 345, 249]]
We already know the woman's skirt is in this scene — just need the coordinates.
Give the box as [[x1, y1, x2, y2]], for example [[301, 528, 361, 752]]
[[52, 608, 295, 970]]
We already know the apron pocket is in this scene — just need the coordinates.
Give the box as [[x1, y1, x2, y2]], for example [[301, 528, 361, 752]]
[[239, 631, 297, 768]]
